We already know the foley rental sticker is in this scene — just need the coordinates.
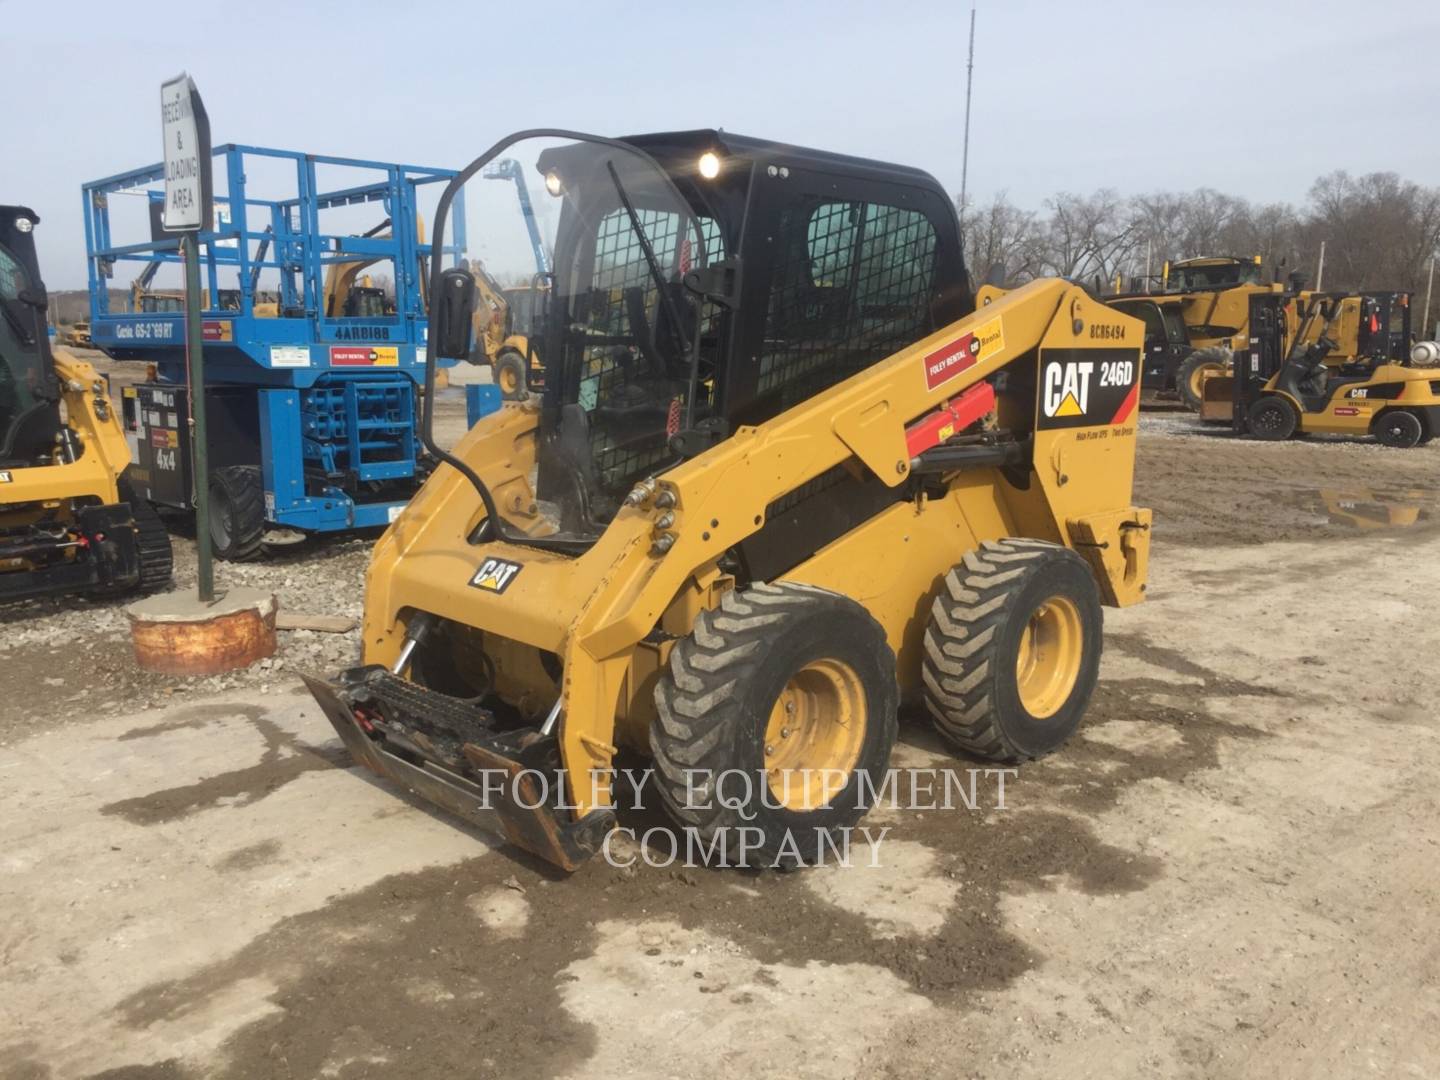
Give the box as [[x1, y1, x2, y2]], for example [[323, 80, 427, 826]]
[[330, 346, 399, 367], [924, 316, 1004, 391]]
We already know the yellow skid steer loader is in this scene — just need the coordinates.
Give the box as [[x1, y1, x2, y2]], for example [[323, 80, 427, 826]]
[[304, 131, 1152, 870], [1, 205, 172, 603]]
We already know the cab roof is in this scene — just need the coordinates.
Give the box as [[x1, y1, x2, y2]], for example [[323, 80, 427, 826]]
[[618, 129, 953, 199]]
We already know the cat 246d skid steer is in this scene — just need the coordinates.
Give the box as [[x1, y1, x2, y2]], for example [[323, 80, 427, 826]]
[[304, 131, 1152, 870]]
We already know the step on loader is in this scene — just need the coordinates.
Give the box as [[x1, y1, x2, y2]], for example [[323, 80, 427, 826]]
[[0, 206, 172, 603], [304, 131, 1152, 870]]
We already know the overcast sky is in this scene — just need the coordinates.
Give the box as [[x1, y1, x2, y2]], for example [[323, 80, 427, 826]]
[[5, 0, 1435, 289]]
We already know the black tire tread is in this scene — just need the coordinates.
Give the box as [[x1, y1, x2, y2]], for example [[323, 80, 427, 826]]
[[211, 465, 266, 561], [118, 476, 173, 592], [1177, 346, 1231, 410], [1373, 408, 1423, 449], [922, 538, 1086, 762], [494, 350, 528, 401], [651, 580, 888, 843], [1247, 395, 1298, 441]]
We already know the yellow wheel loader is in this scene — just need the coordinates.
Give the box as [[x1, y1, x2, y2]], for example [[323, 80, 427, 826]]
[[303, 131, 1152, 870], [0, 206, 172, 602], [1204, 290, 1439, 446], [468, 261, 543, 401]]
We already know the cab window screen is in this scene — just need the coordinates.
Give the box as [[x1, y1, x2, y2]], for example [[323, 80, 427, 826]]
[[0, 245, 27, 300], [758, 199, 936, 407], [577, 208, 725, 489]]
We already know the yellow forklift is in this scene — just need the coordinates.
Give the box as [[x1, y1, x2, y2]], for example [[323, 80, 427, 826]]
[[0, 206, 171, 602], [1204, 289, 1438, 446]]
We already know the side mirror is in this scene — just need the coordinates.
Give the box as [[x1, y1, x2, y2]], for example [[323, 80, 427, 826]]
[[432, 267, 477, 360]]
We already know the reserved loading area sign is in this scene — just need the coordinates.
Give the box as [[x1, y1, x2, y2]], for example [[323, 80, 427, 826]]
[[160, 74, 211, 232]]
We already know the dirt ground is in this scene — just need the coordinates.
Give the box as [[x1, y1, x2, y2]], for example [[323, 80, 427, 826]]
[[3, 394, 1440, 1079]]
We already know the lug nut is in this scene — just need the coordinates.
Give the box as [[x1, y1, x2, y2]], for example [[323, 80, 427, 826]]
[[651, 532, 676, 554], [654, 489, 677, 509], [654, 510, 675, 529]]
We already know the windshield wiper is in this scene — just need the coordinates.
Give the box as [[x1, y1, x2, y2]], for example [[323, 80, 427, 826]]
[[605, 160, 692, 360], [603, 159, 721, 444]]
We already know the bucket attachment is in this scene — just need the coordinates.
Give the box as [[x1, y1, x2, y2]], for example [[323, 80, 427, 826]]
[[303, 667, 614, 871]]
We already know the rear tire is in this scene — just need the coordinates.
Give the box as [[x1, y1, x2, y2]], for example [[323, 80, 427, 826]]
[[209, 466, 266, 561], [494, 350, 527, 401], [1247, 395, 1298, 440], [1373, 409, 1423, 449], [1177, 346, 1230, 411], [651, 581, 899, 868], [922, 539, 1103, 762]]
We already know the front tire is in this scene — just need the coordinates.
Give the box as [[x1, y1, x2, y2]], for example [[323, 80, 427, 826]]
[[922, 539, 1103, 762], [1373, 409, 1423, 448], [494, 350, 527, 401], [1247, 395, 1299, 440], [651, 581, 899, 868], [209, 465, 266, 561]]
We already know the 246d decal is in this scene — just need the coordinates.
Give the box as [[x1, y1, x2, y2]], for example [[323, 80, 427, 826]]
[[1037, 349, 1140, 430]]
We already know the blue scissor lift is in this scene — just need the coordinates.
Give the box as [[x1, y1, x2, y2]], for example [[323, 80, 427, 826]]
[[82, 144, 480, 551]]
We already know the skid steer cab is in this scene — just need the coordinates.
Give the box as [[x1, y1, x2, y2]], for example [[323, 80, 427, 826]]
[[1201, 290, 1437, 447], [305, 130, 1152, 871], [0, 205, 171, 603]]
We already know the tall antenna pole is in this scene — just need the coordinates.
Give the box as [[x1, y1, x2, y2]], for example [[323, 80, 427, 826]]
[[958, 4, 977, 223], [1424, 254, 1435, 340]]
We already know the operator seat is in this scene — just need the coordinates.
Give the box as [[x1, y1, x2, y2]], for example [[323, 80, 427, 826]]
[[1276, 338, 1339, 413]]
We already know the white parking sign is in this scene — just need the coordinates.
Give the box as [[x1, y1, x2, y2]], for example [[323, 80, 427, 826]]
[[160, 73, 211, 232]]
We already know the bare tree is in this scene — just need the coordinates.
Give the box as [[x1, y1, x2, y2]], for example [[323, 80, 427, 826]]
[[1040, 189, 1137, 284], [956, 170, 1440, 304], [1306, 171, 1440, 292], [957, 192, 1044, 285]]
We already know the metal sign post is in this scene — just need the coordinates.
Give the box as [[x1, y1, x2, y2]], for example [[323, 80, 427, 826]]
[[160, 73, 215, 602]]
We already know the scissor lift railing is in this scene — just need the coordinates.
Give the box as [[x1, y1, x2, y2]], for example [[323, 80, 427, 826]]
[[83, 145, 479, 536], [83, 144, 465, 385]]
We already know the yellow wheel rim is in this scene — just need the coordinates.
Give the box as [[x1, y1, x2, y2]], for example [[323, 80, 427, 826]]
[[763, 658, 866, 811], [1015, 595, 1084, 719], [498, 363, 520, 394]]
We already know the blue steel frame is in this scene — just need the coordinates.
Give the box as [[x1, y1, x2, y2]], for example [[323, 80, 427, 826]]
[[82, 144, 464, 386], [81, 144, 471, 533]]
